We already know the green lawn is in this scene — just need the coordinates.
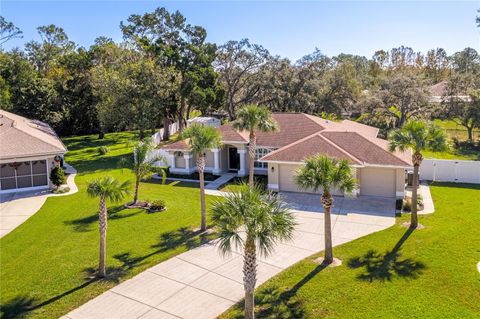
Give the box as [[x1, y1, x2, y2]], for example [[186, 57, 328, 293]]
[[219, 175, 268, 193], [221, 183, 480, 319], [423, 120, 480, 160], [0, 132, 215, 319]]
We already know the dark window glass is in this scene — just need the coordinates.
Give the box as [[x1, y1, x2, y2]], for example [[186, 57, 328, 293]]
[[33, 174, 48, 186], [17, 176, 33, 188], [0, 178, 16, 190], [17, 162, 31, 176], [32, 160, 47, 174], [0, 164, 15, 178]]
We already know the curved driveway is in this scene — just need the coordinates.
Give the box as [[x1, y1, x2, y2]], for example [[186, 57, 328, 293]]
[[64, 193, 396, 319]]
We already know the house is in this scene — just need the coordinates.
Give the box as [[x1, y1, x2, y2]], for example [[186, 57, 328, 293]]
[[429, 81, 470, 104], [160, 113, 412, 198], [0, 110, 67, 193]]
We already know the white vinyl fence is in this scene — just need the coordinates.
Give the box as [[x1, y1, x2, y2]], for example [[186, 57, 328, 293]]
[[146, 149, 170, 167], [420, 159, 480, 184], [151, 121, 180, 145]]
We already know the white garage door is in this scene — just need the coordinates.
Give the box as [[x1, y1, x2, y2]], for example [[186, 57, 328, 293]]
[[278, 164, 343, 195], [360, 167, 395, 197]]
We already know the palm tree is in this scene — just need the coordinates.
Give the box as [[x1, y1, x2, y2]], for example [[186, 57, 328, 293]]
[[87, 177, 131, 278], [388, 120, 447, 228], [295, 155, 356, 264], [120, 141, 166, 205], [211, 183, 296, 319], [183, 124, 222, 231], [233, 104, 278, 188]]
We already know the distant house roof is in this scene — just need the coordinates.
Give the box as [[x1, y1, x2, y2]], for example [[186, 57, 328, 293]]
[[161, 112, 412, 167], [0, 110, 67, 160], [429, 81, 470, 103]]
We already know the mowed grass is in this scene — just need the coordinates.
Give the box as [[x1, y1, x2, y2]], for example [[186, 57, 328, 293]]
[[423, 120, 480, 160], [221, 183, 480, 319], [0, 132, 215, 319]]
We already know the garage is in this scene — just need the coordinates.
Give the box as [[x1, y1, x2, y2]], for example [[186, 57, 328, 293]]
[[360, 167, 396, 197], [278, 163, 343, 195], [0, 160, 49, 191]]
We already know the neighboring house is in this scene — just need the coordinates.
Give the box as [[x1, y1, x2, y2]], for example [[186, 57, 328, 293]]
[[160, 113, 412, 198], [429, 81, 470, 104], [0, 110, 67, 193]]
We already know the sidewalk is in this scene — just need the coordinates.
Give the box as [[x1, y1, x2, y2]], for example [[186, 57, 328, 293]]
[[0, 164, 78, 238]]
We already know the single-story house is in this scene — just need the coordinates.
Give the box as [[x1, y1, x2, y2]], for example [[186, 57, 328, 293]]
[[0, 110, 67, 193], [160, 113, 412, 198]]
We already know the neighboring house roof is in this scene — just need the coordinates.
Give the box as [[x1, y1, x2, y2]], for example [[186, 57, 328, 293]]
[[161, 112, 412, 167], [0, 110, 67, 160], [429, 81, 470, 103]]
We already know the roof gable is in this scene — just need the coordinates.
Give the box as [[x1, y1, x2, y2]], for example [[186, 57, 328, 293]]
[[320, 131, 411, 166], [261, 133, 361, 164]]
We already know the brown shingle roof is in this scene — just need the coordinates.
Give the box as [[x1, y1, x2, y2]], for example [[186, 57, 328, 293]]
[[261, 133, 361, 164], [255, 113, 325, 148], [218, 123, 249, 143], [320, 131, 411, 166], [161, 112, 411, 167], [160, 139, 189, 151], [0, 110, 67, 160]]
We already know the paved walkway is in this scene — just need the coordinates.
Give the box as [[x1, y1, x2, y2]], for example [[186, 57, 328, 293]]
[[0, 164, 78, 238], [406, 182, 435, 214], [64, 197, 395, 319], [205, 173, 236, 190]]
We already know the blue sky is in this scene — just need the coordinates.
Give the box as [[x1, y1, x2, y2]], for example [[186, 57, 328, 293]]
[[2, 1, 479, 61]]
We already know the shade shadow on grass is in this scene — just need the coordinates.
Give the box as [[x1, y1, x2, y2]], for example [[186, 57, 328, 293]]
[[112, 227, 214, 272], [0, 278, 99, 319], [64, 205, 140, 232], [227, 258, 330, 318], [348, 227, 426, 282]]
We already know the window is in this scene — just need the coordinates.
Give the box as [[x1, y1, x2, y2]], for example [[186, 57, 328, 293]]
[[254, 148, 275, 169]]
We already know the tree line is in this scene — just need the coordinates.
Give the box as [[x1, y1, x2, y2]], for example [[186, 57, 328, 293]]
[[1, 8, 479, 139]]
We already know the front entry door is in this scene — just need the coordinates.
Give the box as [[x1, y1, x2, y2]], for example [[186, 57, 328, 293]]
[[228, 147, 240, 171]]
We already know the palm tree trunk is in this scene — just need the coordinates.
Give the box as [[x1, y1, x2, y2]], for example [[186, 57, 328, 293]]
[[98, 196, 107, 278], [248, 132, 256, 188], [411, 152, 423, 228], [197, 156, 207, 231], [321, 193, 334, 264], [243, 237, 257, 319], [133, 177, 139, 204]]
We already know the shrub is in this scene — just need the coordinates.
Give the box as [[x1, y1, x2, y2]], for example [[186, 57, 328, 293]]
[[402, 195, 424, 212], [149, 199, 166, 212], [98, 146, 109, 155], [52, 187, 70, 194], [50, 166, 66, 188], [395, 199, 403, 210]]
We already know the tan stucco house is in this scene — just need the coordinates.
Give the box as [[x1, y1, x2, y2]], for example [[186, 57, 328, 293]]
[[0, 110, 67, 193], [160, 113, 412, 198]]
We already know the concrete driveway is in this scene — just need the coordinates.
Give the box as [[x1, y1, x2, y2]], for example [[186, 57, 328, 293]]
[[64, 195, 395, 319], [0, 165, 77, 238], [280, 192, 397, 217]]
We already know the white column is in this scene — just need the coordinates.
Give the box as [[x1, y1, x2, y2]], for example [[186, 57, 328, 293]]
[[169, 154, 176, 169], [184, 154, 192, 173], [212, 148, 221, 175], [238, 149, 246, 176]]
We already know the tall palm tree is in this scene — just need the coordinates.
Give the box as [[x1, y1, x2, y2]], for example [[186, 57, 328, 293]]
[[183, 124, 222, 231], [120, 141, 166, 205], [388, 120, 447, 228], [87, 177, 131, 278], [211, 183, 296, 319], [295, 155, 356, 264], [233, 104, 278, 188]]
